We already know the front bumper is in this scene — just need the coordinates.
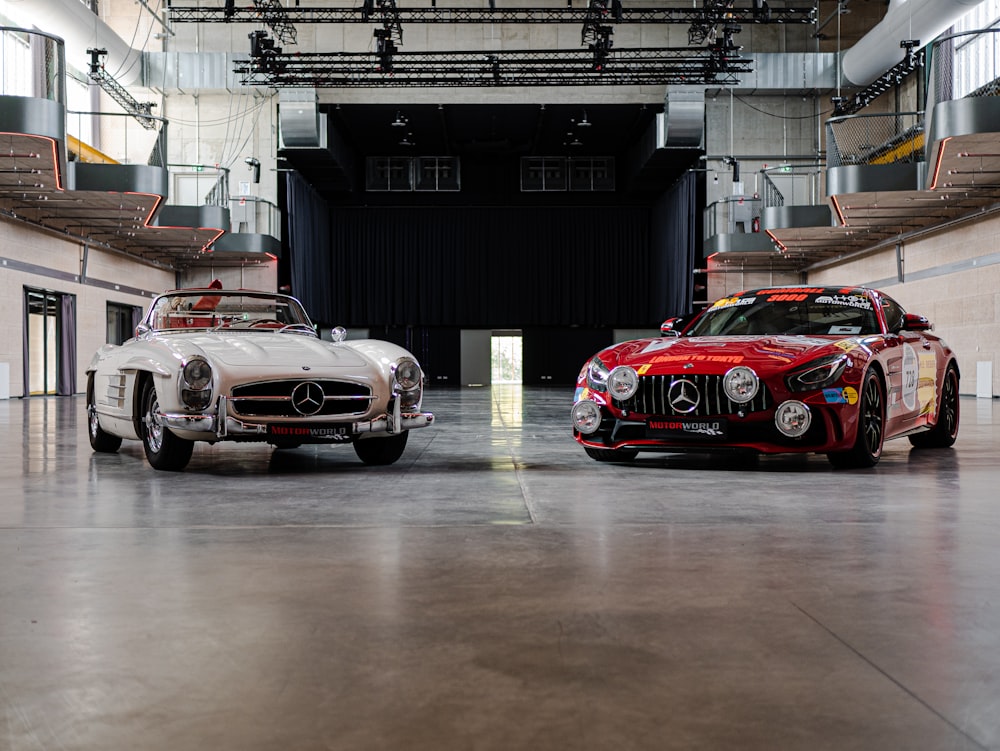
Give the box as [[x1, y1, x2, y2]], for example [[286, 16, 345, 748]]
[[160, 395, 434, 440]]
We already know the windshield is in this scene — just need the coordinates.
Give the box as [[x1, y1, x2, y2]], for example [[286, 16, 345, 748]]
[[145, 291, 315, 333], [685, 289, 881, 337]]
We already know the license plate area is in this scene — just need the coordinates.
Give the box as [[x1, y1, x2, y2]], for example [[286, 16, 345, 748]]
[[267, 424, 352, 442], [646, 418, 728, 440]]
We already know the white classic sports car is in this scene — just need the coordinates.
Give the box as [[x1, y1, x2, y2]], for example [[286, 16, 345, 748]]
[[86, 285, 434, 471]]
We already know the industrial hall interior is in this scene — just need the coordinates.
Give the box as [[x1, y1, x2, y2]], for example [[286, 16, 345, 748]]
[[3, 0, 1000, 749]]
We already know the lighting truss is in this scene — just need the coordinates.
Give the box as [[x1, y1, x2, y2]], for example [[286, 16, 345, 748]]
[[235, 46, 753, 87], [166, 3, 815, 25], [832, 44, 925, 116], [86, 48, 158, 130], [249, 0, 297, 43]]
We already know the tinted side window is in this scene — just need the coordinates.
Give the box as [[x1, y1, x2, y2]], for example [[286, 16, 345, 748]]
[[880, 297, 906, 333]]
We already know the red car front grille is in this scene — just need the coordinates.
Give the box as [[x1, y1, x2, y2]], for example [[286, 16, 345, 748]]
[[616, 374, 772, 417]]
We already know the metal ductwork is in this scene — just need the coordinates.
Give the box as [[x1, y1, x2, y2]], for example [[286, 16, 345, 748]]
[[842, 0, 981, 86], [2, 0, 144, 85], [658, 86, 705, 148], [279, 90, 321, 148]]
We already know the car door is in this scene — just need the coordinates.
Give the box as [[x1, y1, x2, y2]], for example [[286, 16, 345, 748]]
[[879, 296, 937, 433]]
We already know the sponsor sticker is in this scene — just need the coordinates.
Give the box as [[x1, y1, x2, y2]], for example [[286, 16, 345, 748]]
[[815, 294, 873, 310], [823, 387, 858, 405], [267, 424, 351, 441], [637, 363, 653, 375], [647, 418, 727, 440]]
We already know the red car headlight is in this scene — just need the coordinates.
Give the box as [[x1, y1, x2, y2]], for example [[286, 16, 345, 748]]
[[786, 354, 849, 392]]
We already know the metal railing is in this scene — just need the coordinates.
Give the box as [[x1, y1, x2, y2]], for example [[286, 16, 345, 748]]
[[228, 195, 282, 239], [929, 27, 1000, 107], [759, 164, 824, 208], [165, 164, 231, 208], [704, 195, 762, 239], [66, 110, 168, 167], [825, 112, 925, 168], [0, 27, 65, 103]]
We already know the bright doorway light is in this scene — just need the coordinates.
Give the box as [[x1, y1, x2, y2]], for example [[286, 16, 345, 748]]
[[491, 331, 523, 384]]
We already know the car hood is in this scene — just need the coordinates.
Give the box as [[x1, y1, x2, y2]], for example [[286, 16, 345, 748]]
[[157, 332, 371, 369], [608, 335, 855, 373]]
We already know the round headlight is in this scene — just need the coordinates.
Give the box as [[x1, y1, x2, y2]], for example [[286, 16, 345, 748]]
[[775, 400, 811, 437], [572, 400, 602, 434], [607, 366, 639, 401], [182, 358, 212, 390], [393, 358, 422, 391], [723, 366, 759, 403]]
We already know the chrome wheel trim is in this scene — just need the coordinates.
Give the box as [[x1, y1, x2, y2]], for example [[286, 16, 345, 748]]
[[145, 391, 164, 453]]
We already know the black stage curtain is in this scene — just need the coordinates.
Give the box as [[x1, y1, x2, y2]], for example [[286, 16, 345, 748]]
[[285, 171, 335, 322], [650, 171, 698, 319], [326, 205, 666, 328]]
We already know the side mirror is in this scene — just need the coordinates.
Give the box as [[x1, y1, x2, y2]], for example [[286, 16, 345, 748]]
[[135, 323, 151, 337], [660, 316, 687, 337], [900, 313, 933, 332]]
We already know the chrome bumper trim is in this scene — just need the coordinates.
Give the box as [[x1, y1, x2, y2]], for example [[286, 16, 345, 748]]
[[159, 409, 435, 438]]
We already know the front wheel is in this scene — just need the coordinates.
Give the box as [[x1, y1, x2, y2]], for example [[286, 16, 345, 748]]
[[140, 378, 194, 471], [827, 369, 885, 469], [87, 374, 122, 453], [909, 364, 960, 449], [584, 446, 639, 463], [354, 432, 408, 465]]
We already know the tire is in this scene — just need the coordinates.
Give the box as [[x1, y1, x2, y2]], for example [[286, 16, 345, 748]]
[[87, 373, 122, 453], [909, 364, 960, 449], [828, 369, 885, 469], [139, 377, 194, 471], [584, 446, 639, 463], [354, 432, 408, 465]]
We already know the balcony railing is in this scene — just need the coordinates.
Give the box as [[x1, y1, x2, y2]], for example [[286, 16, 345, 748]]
[[825, 112, 925, 169], [166, 164, 231, 208], [0, 27, 65, 104], [228, 195, 282, 239], [66, 110, 168, 167], [704, 195, 762, 239], [929, 27, 1000, 106]]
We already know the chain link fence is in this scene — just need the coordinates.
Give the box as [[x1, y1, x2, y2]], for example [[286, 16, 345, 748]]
[[825, 112, 925, 168], [0, 27, 65, 104]]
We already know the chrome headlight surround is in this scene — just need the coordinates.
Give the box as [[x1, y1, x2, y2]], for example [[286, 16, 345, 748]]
[[587, 356, 611, 391], [179, 356, 213, 410], [722, 366, 759, 403], [607, 366, 639, 401], [786, 353, 849, 392], [572, 400, 603, 434], [392, 357, 423, 408]]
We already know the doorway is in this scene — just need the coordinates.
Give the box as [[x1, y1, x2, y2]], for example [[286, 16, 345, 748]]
[[491, 331, 523, 385], [24, 287, 76, 396]]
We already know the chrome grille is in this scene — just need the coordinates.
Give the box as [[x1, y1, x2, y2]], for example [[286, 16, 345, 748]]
[[229, 380, 373, 417], [616, 374, 771, 417]]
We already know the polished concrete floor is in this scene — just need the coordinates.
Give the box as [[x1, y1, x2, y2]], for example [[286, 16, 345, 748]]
[[2, 386, 999, 750]]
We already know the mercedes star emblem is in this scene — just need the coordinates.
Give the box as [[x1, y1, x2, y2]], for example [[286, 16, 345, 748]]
[[291, 381, 324, 416], [668, 378, 700, 414]]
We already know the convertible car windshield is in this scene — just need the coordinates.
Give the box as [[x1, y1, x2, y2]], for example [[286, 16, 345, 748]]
[[684, 290, 882, 337], [147, 291, 314, 333]]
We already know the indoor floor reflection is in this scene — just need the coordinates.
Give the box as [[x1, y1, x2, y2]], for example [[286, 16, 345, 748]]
[[1, 387, 999, 751]]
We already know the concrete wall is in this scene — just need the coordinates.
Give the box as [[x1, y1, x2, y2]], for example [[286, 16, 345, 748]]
[[0, 218, 174, 398], [808, 211, 1000, 399]]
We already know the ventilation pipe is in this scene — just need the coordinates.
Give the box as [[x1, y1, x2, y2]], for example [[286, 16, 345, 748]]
[[842, 0, 981, 86], [3, 0, 143, 85]]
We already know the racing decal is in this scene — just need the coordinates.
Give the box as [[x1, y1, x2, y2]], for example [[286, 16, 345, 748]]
[[828, 325, 863, 335], [711, 296, 756, 310], [647, 418, 727, 438], [574, 386, 588, 402], [756, 287, 826, 295], [641, 339, 674, 355], [649, 353, 746, 365], [918, 353, 938, 415], [637, 364, 653, 375], [822, 386, 859, 405], [814, 294, 873, 310], [834, 339, 860, 352], [901, 343, 919, 411]]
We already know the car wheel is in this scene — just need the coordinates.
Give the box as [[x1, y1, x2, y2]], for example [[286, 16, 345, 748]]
[[87, 373, 122, 453], [584, 446, 639, 463], [827, 369, 885, 469], [354, 432, 408, 465], [909, 364, 960, 449], [140, 377, 194, 471]]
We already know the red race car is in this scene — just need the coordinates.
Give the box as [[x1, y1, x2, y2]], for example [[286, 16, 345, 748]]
[[572, 286, 960, 468]]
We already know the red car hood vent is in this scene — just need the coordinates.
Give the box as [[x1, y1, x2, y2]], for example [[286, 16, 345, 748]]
[[614, 335, 845, 373]]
